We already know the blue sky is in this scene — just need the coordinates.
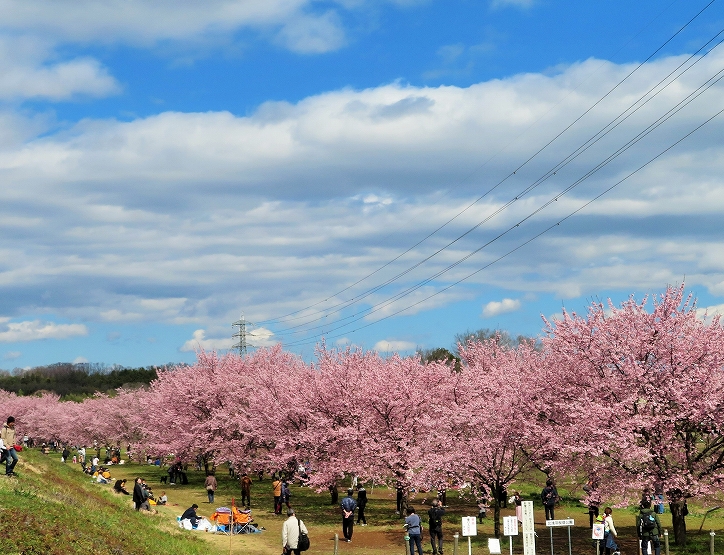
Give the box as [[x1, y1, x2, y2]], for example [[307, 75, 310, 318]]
[[2, 0, 724, 368]]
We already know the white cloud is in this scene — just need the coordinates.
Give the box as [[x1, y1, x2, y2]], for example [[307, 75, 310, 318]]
[[0, 321, 88, 343], [180, 329, 234, 352], [2, 52, 724, 350], [373, 339, 416, 353], [0, 36, 119, 100], [695, 304, 724, 321], [482, 298, 522, 318], [247, 326, 278, 348], [72, 356, 88, 364], [275, 11, 346, 54], [3, 351, 21, 360]]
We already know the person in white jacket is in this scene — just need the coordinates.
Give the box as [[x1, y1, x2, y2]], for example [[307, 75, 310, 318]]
[[603, 507, 620, 555], [282, 508, 309, 555]]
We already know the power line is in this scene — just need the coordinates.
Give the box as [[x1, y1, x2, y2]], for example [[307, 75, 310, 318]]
[[280, 68, 724, 347], [270, 28, 724, 341], [257, 0, 718, 331]]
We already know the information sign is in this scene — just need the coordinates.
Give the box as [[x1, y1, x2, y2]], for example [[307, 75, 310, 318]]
[[545, 519, 575, 527], [521, 501, 536, 555], [503, 516, 519, 536], [592, 523, 605, 540], [462, 516, 478, 537]]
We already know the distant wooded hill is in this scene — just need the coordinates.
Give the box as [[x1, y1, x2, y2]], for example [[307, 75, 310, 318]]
[[0, 362, 163, 399]]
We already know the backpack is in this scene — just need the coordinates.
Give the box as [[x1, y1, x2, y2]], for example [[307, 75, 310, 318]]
[[429, 509, 441, 529], [639, 513, 657, 535]]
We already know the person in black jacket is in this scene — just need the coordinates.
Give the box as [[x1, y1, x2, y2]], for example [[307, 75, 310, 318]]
[[181, 504, 201, 527], [356, 485, 368, 525], [428, 498, 446, 555], [132, 477, 145, 510]]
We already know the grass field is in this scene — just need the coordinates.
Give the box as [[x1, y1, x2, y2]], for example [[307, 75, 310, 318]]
[[1, 449, 723, 554]]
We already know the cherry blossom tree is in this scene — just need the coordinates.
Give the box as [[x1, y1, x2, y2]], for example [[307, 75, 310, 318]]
[[440, 337, 551, 537], [541, 285, 724, 545]]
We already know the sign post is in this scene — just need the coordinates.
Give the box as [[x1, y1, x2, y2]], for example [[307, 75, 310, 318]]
[[592, 522, 605, 555], [503, 515, 519, 555], [521, 501, 536, 555], [462, 516, 477, 555], [546, 518, 575, 555]]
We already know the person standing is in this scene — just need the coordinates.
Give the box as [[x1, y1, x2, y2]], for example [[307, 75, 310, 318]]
[[282, 508, 309, 555], [340, 488, 357, 542], [405, 507, 423, 555], [356, 484, 368, 526], [637, 499, 662, 555], [240, 472, 253, 507], [204, 472, 217, 504], [1, 417, 18, 476], [541, 479, 558, 521], [273, 476, 283, 514], [603, 507, 620, 555], [427, 498, 445, 555], [132, 477, 145, 511]]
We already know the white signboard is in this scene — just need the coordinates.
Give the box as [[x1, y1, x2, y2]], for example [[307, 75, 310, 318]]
[[592, 523, 605, 540], [503, 516, 519, 536], [488, 538, 502, 555], [462, 516, 478, 537], [521, 501, 536, 555], [545, 519, 575, 527]]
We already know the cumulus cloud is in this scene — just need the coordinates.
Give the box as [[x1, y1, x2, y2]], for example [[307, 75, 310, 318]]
[[2, 52, 724, 350], [180, 329, 234, 352], [247, 326, 278, 348], [72, 356, 88, 364], [0, 36, 119, 100], [482, 298, 522, 318], [0, 321, 88, 343], [373, 339, 416, 353]]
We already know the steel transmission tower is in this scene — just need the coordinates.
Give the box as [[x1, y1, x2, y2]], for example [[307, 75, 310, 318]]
[[232, 314, 253, 355]]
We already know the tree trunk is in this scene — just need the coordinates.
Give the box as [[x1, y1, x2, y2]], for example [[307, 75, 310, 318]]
[[493, 484, 504, 538], [669, 500, 687, 546]]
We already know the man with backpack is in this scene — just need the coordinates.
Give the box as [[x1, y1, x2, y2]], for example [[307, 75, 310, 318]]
[[428, 498, 446, 555], [637, 498, 663, 555]]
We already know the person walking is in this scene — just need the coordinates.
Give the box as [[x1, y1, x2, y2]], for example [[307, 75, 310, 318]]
[[427, 498, 445, 555], [405, 507, 423, 555], [603, 507, 620, 555], [273, 476, 283, 514], [1, 417, 19, 476], [637, 498, 663, 555], [204, 472, 217, 504], [340, 488, 357, 542], [240, 472, 252, 507], [282, 508, 309, 555], [541, 479, 558, 521], [281, 480, 292, 510], [356, 484, 368, 526]]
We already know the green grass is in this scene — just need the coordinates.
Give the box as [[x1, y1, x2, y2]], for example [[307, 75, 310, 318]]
[[1, 450, 723, 554]]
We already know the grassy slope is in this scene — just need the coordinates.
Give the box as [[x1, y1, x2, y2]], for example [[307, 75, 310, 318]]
[[1, 450, 722, 554]]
